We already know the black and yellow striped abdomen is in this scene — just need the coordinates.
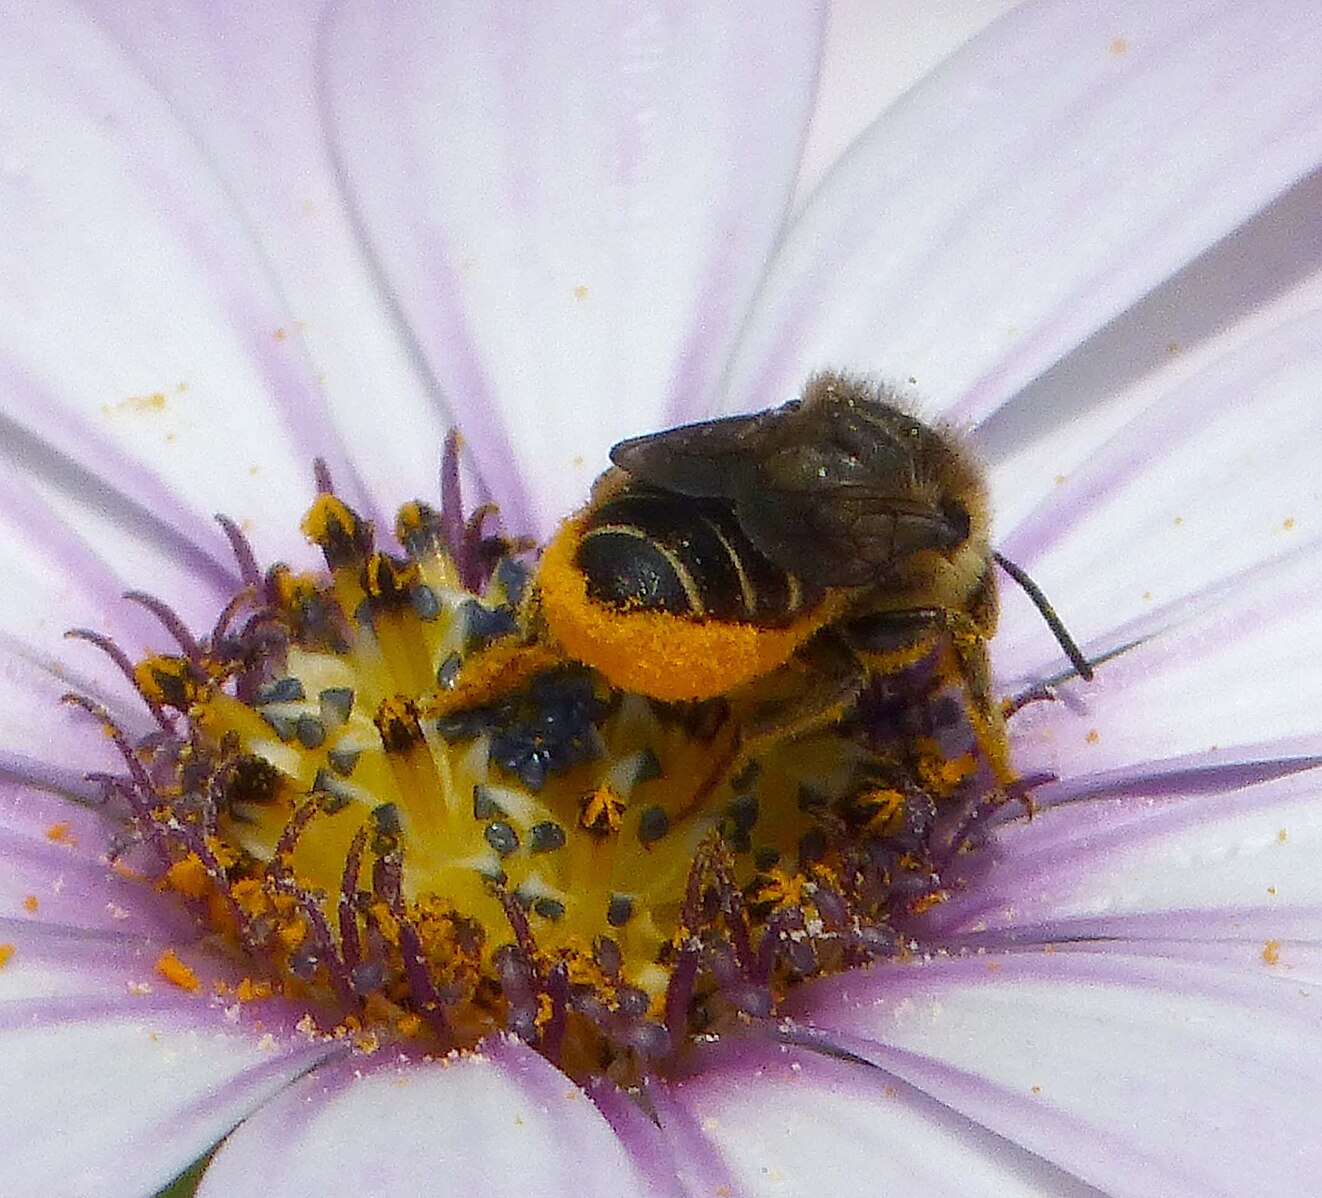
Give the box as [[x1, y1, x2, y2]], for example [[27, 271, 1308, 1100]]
[[575, 487, 824, 626]]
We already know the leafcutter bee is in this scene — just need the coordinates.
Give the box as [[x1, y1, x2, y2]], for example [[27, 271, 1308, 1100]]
[[442, 372, 1092, 785]]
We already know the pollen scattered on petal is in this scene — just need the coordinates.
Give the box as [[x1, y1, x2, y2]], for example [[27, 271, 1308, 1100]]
[[22, 895, 37, 914], [236, 978, 274, 1002], [44, 821, 75, 844], [1263, 939, 1283, 966], [163, 855, 211, 900], [0, 944, 14, 968], [155, 949, 201, 992]]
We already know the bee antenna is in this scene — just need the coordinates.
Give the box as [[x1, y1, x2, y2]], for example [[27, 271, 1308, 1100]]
[[993, 552, 1094, 681]]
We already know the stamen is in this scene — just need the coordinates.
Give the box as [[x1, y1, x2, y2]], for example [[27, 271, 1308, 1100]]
[[123, 592, 201, 660], [63, 630, 173, 732], [216, 513, 262, 589], [62, 454, 1017, 1084]]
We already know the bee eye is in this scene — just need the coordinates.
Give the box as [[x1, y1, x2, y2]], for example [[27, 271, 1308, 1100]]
[[939, 500, 972, 547]]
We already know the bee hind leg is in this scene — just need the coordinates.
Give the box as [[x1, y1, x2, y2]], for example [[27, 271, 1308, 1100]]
[[673, 645, 870, 821], [842, 608, 1015, 788]]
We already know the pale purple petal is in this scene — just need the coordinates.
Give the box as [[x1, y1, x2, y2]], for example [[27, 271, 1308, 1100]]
[[320, 0, 827, 533], [917, 767, 1322, 946], [197, 1036, 660, 1197], [0, 1, 375, 566], [724, 0, 1322, 427], [785, 947, 1322, 1196], [993, 298, 1322, 682], [0, 923, 342, 1197], [667, 1038, 1097, 1197], [0, 786, 194, 939], [1006, 538, 1322, 782], [0, 644, 146, 792]]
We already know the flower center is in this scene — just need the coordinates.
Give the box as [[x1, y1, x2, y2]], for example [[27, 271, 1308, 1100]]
[[68, 441, 1011, 1084]]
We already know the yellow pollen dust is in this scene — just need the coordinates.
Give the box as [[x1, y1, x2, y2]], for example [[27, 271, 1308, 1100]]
[[98, 479, 1006, 1080], [155, 949, 201, 992]]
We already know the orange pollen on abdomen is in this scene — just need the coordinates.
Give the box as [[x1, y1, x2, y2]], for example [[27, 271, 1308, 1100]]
[[536, 514, 840, 701]]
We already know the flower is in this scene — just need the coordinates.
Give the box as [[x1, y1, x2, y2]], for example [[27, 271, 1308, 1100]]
[[4, 1, 1322, 1195]]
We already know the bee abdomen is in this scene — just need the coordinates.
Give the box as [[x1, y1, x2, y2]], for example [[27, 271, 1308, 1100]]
[[576, 488, 820, 625]]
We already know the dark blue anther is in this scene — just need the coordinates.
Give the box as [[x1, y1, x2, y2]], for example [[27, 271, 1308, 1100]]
[[494, 558, 530, 606], [484, 820, 519, 857], [529, 821, 566, 853], [638, 806, 669, 845], [412, 585, 442, 621], [295, 715, 326, 749], [472, 783, 504, 820], [319, 687, 354, 725], [256, 677, 305, 704], [532, 897, 565, 921], [460, 599, 519, 652]]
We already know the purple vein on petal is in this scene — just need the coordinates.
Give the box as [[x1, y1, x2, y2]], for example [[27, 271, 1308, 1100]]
[[642, 1074, 742, 1198], [672, 1034, 1108, 1197], [0, 837, 183, 933], [584, 1079, 693, 1198], [781, 1025, 1197, 1194], [117, 1040, 344, 1160], [310, 0, 513, 530], [1018, 745, 1322, 815], [0, 754, 101, 802], [914, 767, 1322, 939], [927, 909, 1322, 954], [0, 914, 199, 968], [784, 950, 1322, 1195], [723, 0, 1322, 427], [70, 3, 379, 524], [0, 991, 238, 1030], [0, 364, 238, 598]]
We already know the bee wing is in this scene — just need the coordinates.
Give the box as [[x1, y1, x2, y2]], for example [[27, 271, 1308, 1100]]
[[734, 486, 962, 587], [609, 406, 789, 497], [611, 397, 962, 587]]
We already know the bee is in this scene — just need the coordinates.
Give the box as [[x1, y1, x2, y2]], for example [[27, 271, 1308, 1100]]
[[441, 372, 1091, 784]]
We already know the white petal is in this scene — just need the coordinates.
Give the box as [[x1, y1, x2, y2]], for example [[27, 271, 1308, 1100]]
[[979, 209, 1322, 541], [1006, 538, 1322, 782], [793, 1, 1018, 208], [993, 297, 1322, 681], [920, 766, 1322, 946], [319, 0, 827, 532], [0, 2, 379, 566], [0, 923, 340, 1197], [666, 1038, 1095, 1197], [788, 946, 1322, 1197], [725, 0, 1322, 425], [197, 1037, 658, 1197]]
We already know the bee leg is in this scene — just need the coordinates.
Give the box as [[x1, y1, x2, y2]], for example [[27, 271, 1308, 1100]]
[[675, 645, 869, 820], [738, 641, 870, 760], [843, 608, 1015, 787], [938, 612, 1016, 788], [424, 636, 564, 719]]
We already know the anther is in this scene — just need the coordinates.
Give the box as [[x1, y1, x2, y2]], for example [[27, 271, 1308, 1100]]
[[123, 591, 201, 660], [529, 821, 566, 853], [638, 805, 670, 845], [375, 697, 424, 753]]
